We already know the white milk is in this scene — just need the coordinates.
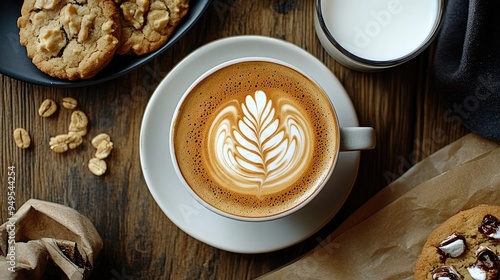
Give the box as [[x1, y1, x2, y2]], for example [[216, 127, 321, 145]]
[[315, 0, 442, 70]]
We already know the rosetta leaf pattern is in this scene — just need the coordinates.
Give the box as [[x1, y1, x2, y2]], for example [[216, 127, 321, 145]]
[[234, 91, 279, 176], [209, 90, 311, 198], [234, 91, 289, 193]]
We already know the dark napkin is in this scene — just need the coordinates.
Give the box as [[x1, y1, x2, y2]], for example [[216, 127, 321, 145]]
[[433, 0, 500, 141]]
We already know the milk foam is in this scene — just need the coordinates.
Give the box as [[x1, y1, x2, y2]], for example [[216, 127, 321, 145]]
[[207, 90, 314, 198]]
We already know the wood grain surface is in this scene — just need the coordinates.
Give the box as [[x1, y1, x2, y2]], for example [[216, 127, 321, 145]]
[[1, 1, 469, 279]]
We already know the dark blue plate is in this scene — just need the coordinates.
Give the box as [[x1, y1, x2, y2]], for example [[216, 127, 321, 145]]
[[0, 0, 210, 88]]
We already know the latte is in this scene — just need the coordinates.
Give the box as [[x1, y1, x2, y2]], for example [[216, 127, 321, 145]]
[[172, 60, 339, 219]]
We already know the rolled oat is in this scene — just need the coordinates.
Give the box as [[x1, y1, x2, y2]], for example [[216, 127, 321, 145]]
[[88, 157, 107, 176], [13, 128, 31, 149], [38, 99, 57, 117]]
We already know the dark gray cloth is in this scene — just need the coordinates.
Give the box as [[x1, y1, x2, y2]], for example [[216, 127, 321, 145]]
[[433, 0, 500, 141]]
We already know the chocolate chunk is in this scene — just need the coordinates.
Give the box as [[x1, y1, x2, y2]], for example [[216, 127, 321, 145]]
[[432, 266, 464, 280], [479, 214, 500, 239], [437, 233, 467, 260], [467, 247, 500, 280]]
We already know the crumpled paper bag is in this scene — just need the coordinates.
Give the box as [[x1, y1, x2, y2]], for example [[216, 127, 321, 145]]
[[260, 133, 500, 279], [0, 199, 103, 279]]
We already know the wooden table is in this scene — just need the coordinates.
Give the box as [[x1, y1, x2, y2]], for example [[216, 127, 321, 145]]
[[1, 1, 469, 279]]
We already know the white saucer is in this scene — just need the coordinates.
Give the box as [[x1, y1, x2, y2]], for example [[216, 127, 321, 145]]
[[140, 35, 360, 254]]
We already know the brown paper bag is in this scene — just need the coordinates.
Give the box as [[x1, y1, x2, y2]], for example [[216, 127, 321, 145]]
[[261, 133, 500, 279], [0, 199, 103, 279]]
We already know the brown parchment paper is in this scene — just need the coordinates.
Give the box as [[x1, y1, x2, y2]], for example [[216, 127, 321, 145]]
[[260, 133, 500, 279], [0, 199, 102, 280]]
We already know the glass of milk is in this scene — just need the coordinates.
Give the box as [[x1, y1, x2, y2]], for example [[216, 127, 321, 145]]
[[315, 0, 444, 71]]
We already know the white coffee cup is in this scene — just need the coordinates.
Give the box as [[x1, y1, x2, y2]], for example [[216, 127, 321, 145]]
[[170, 57, 375, 222]]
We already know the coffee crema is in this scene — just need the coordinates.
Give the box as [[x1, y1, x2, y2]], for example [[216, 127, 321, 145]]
[[172, 61, 339, 219]]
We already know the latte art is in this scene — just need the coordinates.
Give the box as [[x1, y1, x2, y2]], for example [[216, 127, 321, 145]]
[[172, 60, 338, 218], [207, 90, 314, 198]]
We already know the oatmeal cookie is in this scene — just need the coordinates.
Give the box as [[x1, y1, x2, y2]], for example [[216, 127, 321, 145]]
[[18, 0, 121, 80], [115, 0, 189, 55], [414, 205, 500, 279]]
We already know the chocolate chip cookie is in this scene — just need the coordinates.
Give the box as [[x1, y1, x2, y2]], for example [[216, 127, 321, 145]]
[[414, 205, 500, 280], [18, 0, 121, 80], [115, 0, 189, 55]]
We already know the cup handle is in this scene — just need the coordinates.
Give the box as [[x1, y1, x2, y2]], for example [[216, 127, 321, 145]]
[[339, 127, 376, 151]]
